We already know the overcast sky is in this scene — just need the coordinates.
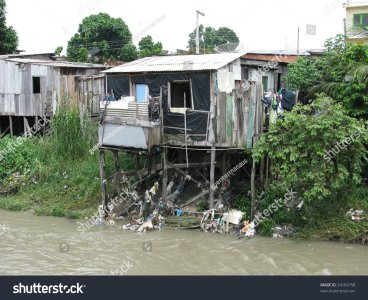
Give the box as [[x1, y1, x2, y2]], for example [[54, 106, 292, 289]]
[[6, 0, 347, 54]]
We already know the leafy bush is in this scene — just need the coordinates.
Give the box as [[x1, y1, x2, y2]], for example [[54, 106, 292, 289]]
[[232, 190, 251, 215], [0, 136, 38, 181], [257, 219, 274, 237], [253, 95, 367, 205], [197, 198, 209, 212], [284, 35, 368, 118]]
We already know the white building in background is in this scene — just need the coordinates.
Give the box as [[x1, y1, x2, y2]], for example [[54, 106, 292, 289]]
[[345, 1, 368, 44]]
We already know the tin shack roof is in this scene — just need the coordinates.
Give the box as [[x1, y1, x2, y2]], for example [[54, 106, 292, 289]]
[[102, 52, 245, 74], [0, 56, 107, 69]]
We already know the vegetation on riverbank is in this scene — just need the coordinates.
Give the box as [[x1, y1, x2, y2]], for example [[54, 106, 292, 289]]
[[1, 34, 367, 245], [247, 36, 368, 244], [0, 106, 131, 218]]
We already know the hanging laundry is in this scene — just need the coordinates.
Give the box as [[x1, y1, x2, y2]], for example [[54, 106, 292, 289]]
[[280, 88, 296, 111], [217, 71, 235, 94], [269, 95, 278, 124]]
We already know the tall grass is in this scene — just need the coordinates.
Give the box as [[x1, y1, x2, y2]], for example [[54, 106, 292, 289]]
[[50, 104, 97, 159], [0, 103, 137, 218]]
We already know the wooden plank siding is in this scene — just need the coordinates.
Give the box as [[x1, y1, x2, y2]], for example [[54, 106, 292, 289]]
[[0, 59, 105, 117]]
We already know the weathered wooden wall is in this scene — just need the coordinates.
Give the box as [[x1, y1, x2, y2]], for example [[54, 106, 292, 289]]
[[0, 60, 57, 116], [0, 60, 105, 117], [77, 76, 105, 116], [213, 60, 263, 149]]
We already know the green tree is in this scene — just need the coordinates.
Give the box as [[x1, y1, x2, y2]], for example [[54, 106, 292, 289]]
[[284, 34, 368, 119], [0, 0, 18, 54], [138, 35, 165, 57], [54, 46, 63, 57], [66, 13, 133, 62], [253, 95, 367, 211], [121, 43, 138, 61], [188, 25, 239, 53]]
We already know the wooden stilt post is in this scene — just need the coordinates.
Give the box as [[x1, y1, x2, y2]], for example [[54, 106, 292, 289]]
[[265, 155, 269, 188], [99, 149, 108, 212], [162, 147, 168, 200], [134, 153, 142, 181], [146, 155, 153, 190], [250, 159, 256, 220], [269, 159, 273, 183], [23, 117, 26, 137], [222, 152, 227, 176], [209, 147, 216, 209], [260, 157, 264, 185], [112, 150, 122, 197], [9, 116, 13, 137]]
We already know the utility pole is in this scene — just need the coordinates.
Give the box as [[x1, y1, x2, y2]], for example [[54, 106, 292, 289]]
[[297, 27, 300, 56], [196, 10, 205, 54], [343, 18, 347, 46]]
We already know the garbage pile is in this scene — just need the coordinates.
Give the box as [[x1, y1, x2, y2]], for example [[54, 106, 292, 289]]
[[122, 211, 164, 233], [272, 225, 295, 238], [345, 209, 365, 222], [200, 209, 245, 234], [240, 220, 255, 237]]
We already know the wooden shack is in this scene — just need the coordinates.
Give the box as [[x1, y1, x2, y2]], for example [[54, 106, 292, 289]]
[[99, 53, 263, 210], [0, 53, 106, 136]]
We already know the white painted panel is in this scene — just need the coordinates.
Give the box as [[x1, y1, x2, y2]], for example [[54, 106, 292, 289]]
[[99, 124, 148, 149]]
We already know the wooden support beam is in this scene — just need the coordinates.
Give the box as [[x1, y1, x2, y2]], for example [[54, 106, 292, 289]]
[[269, 159, 273, 183], [9, 116, 13, 137], [192, 169, 208, 182], [260, 157, 264, 185], [146, 156, 153, 190], [167, 162, 202, 186], [112, 150, 122, 196], [99, 150, 108, 211], [209, 147, 216, 209], [242, 165, 251, 178], [250, 159, 256, 220], [23, 117, 26, 137], [134, 153, 142, 180], [0, 126, 9, 138], [222, 152, 227, 176], [162, 147, 168, 200], [182, 189, 209, 207], [265, 155, 269, 188], [168, 162, 211, 168]]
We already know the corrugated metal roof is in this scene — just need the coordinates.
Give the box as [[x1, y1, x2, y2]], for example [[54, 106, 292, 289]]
[[102, 52, 245, 73], [4, 58, 106, 69], [245, 49, 325, 56]]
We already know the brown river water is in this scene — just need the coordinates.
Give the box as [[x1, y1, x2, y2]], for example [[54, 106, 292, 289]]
[[0, 209, 367, 275]]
